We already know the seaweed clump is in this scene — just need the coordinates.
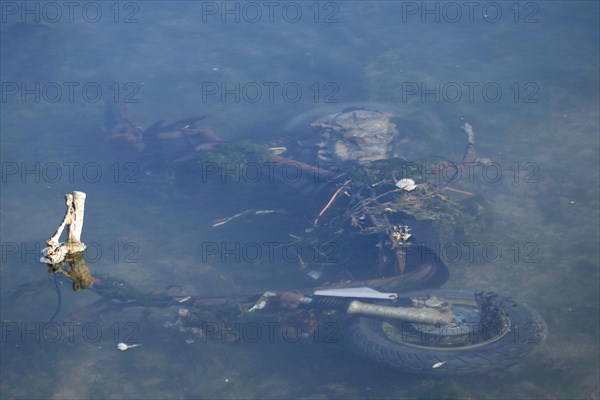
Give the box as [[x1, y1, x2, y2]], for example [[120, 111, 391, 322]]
[[194, 141, 273, 166], [340, 157, 492, 242]]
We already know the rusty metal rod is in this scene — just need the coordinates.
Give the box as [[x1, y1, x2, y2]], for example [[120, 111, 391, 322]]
[[346, 300, 454, 325]]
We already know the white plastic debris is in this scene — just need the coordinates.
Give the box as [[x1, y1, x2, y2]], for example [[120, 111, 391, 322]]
[[178, 308, 190, 317], [117, 342, 141, 351], [267, 146, 287, 155], [307, 268, 323, 280], [40, 191, 87, 264], [313, 287, 398, 300], [395, 178, 417, 192], [176, 296, 192, 303]]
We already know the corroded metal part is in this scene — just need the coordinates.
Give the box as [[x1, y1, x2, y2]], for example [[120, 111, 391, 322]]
[[346, 300, 454, 324], [309, 109, 399, 164]]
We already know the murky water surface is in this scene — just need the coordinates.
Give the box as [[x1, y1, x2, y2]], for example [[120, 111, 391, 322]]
[[1, 2, 598, 399]]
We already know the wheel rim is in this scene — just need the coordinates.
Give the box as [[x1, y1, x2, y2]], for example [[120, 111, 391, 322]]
[[379, 298, 511, 350]]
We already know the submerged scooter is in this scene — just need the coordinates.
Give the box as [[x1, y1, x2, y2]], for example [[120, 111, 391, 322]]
[[44, 106, 545, 375]]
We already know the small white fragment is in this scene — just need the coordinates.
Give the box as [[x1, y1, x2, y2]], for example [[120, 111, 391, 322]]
[[255, 209, 277, 215], [267, 147, 287, 155], [178, 308, 190, 317], [307, 268, 323, 280], [117, 342, 141, 351], [176, 296, 192, 303], [432, 361, 446, 369], [249, 300, 266, 312], [395, 178, 417, 192]]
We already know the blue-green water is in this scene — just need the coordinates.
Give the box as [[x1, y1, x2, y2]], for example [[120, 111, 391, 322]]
[[1, 2, 599, 399]]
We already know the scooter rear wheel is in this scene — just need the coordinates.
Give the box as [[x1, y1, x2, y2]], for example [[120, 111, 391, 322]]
[[345, 289, 546, 375]]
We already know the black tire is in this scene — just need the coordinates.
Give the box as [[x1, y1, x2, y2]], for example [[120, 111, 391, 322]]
[[396, 244, 450, 290], [366, 244, 450, 292], [345, 289, 546, 375]]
